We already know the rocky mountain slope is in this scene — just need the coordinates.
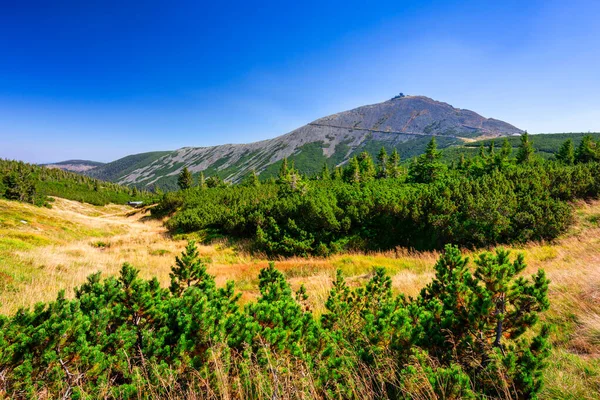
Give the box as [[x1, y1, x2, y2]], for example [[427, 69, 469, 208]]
[[83, 95, 524, 188], [43, 160, 105, 173]]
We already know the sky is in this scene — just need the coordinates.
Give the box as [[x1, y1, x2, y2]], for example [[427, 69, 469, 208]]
[[1, 0, 599, 163]]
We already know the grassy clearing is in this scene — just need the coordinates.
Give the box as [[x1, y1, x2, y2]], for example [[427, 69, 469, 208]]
[[0, 197, 599, 397]]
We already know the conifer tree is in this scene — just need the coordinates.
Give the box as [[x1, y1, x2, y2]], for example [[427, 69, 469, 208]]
[[169, 240, 211, 296], [278, 163, 308, 195], [488, 140, 495, 158], [575, 135, 599, 163], [357, 151, 376, 181], [377, 147, 388, 178], [2, 169, 36, 203], [243, 169, 260, 187], [278, 157, 289, 183], [344, 156, 361, 183], [516, 132, 534, 164], [416, 245, 551, 398], [198, 171, 206, 189], [333, 166, 343, 180], [556, 139, 575, 165], [408, 137, 445, 183], [177, 167, 193, 190], [321, 163, 331, 180], [500, 138, 512, 159], [479, 143, 487, 160], [458, 153, 468, 170], [388, 148, 401, 178]]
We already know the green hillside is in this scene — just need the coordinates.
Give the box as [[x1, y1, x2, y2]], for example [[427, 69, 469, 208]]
[[0, 159, 158, 206], [88, 151, 172, 183]]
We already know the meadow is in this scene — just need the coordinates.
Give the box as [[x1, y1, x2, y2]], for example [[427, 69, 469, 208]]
[[1, 196, 599, 398]]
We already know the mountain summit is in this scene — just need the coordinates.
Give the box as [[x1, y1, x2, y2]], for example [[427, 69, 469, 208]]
[[90, 95, 523, 188]]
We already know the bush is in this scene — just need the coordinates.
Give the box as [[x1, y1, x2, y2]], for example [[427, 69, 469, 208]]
[[0, 242, 551, 399]]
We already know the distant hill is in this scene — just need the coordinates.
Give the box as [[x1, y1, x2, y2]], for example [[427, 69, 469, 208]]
[[87, 151, 172, 182], [96, 95, 522, 189], [43, 159, 104, 173]]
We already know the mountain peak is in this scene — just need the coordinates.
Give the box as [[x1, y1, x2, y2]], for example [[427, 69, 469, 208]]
[[91, 96, 523, 188]]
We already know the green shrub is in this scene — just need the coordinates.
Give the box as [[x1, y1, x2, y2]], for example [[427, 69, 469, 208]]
[[0, 242, 550, 398]]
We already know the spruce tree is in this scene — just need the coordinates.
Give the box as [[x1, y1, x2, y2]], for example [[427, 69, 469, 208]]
[[556, 139, 575, 165], [357, 151, 376, 181], [408, 137, 445, 183], [575, 135, 599, 163], [321, 163, 331, 180], [243, 169, 260, 187], [177, 167, 193, 190], [198, 171, 206, 189], [388, 149, 401, 178], [2, 169, 36, 203], [500, 138, 512, 159], [333, 166, 343, 180], [377, 147, 388, 178], [344, 157, 361, 183], [516, 132, 534, 164], [277, 157, 289, 183]]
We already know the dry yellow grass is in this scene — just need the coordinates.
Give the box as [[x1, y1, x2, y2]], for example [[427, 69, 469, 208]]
[[1, 197, 599, 397]]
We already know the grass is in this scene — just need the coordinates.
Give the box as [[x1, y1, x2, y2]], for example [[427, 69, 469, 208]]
[[0, 197, 599, 397]]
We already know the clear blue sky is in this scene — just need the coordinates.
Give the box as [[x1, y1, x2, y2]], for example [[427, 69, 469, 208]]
[[1, 0, 599, 163]]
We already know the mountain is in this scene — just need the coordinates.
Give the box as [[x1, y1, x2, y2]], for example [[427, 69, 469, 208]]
[[43, 160, 105, 173], [88, 151, 172, 182], [93, 95, 525, 189]]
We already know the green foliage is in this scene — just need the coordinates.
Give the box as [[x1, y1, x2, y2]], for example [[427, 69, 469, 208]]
[[575, 135, 600, 164], [2, 167, 36, 204], [415, 245, 551, 398], [0, 243, 550, 398], [0, 159, 158, 207], [516, 132, 535, 164], [156, 137, 600, 256], [408, 137, 446, 183], [89, 151, 171, 182], [169, 240, 211, 296], [177, 167, 193, 190], [556, 139, 575, 165]]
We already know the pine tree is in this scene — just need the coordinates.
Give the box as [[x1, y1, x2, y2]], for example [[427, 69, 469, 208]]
[[198, 172, 206, 189], [377, 147, 388, 178], [177, 167, 193, 190], [344, 157, 361, 183], [2, 169, 36, 203], [488, 140, 496, 158], [575, 135, 599, 163], [278, 157, 289, 183], [500, 138, 512, 159], [243, 169, 260, 187], [357, 151, 376, 181], [205, 175, 224, 188], [169, 241, 211, 296], [333, 166, 343, 181], [479, 143, 487, 160], [516, 132, 534, 164], [417, 245, 551, 398], [278, 163, 308, 195], [388, 149, 401, 178], [408, 137, 445, 183], [556, 139, 575, 165], [321, 163, 331, 180]]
